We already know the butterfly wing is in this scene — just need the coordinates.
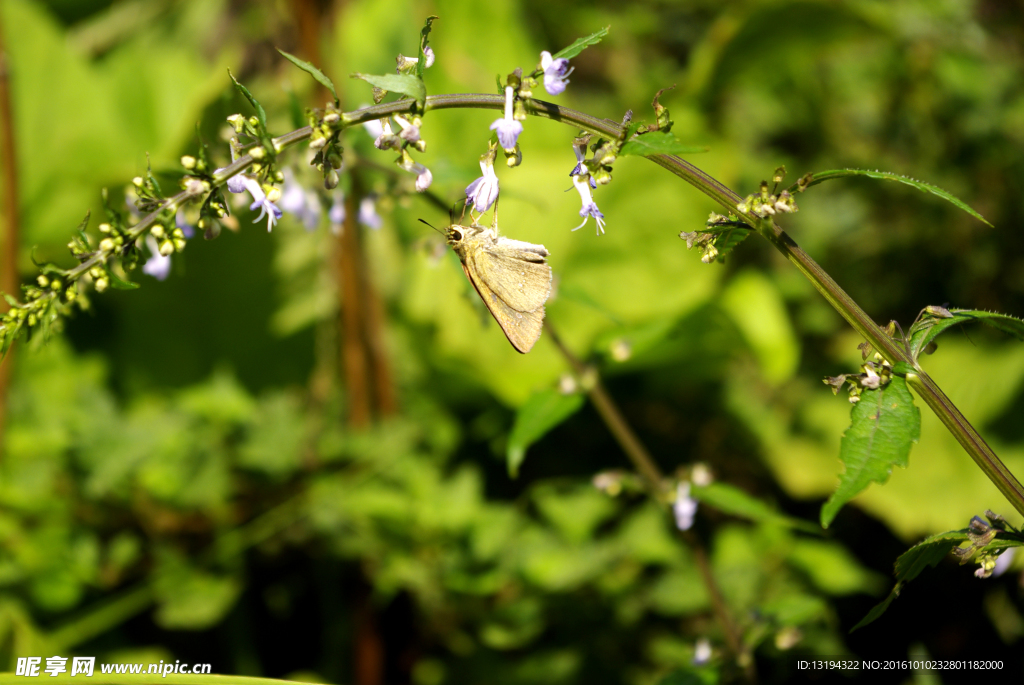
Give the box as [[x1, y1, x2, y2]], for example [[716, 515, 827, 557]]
[[474, 242, 552, 313], [461, 255, 546, 353]]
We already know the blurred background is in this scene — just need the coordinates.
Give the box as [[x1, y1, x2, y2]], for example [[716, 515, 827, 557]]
[[2, 0, 1024, 683]]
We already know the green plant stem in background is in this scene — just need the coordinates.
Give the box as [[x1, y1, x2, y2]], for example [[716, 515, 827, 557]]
[[544, 322, 755, 682]]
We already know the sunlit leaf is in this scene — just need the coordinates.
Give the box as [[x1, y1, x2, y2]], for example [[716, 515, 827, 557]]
[[620, 131, 708, 157], [350, 72, 426, 105], [228, 70, 267, 131], [821, 377, 920, 528], [791, 168, 992, 227], [278, 49, 338, 105], [908, 308, 1024, 361], [552, 26, 611, 61]]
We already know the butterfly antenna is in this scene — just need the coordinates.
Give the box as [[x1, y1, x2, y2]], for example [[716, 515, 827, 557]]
[[418, 218, 445, 236]]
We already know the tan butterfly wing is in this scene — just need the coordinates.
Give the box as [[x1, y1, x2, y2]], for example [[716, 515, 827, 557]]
[[474, 242, 552, 313], [460, 257, 547, 354]]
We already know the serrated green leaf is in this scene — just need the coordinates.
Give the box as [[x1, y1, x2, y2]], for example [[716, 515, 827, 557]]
[[351, 72, 425, 105], [552, 26, 611, 61], [790, 169, 992, 227], [908, 308, 1024, 361], [106, 269, 140, 290], [620, 131, 708, 157], [507, 389, 585, 478], [417, 16, 439, 79], [278, 49, 338, 106], [821, 377, 920, 528], [709, 227, 750, 262], [691, 482, 819, 533], [852, 529, 968, 631], [228, 70, 267, 131]]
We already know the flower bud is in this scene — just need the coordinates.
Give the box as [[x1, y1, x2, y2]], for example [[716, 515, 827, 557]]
[[265, 186, 282, 203], [324, 169, 340, 190], [132, 177, 144, 187], [227, 114, 245, 133], [37, 275, 49, 287], [99, 238, 115, 252], [181, 155, 197, 170], [99, 223, 112, 234], [151, 225, 165, 239], [323, 112, 340, 125], [159, 240, 174, 256], [95, 278, 109, 293], [250, 146, 266, 160]]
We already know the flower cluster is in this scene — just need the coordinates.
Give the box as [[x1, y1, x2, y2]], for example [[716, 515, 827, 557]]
[[823, 348, 894, 404], [736, 169, 799, 218]]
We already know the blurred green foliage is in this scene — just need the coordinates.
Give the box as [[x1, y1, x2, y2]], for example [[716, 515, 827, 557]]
[[3, 0, 1024, 682]]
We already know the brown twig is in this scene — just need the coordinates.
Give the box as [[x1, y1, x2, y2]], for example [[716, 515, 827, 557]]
[[543, 321, 756, 683], [0, 12, 21, 457]]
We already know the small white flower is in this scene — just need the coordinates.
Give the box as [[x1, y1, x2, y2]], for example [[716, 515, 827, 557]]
[[465, 151, 500, 213], [374, 119, 401, 151], [692, 638, 712, 666], [394, 115, 421, 143], [143, 235, 172, 281], [361, 107, 384, 139], [540, 51, 572, 96], [490, 86, 523, 150], [359, 196, 382, 230], [673, 481, 698, 531], [423, 46, 435, 68], [571, 174, 606, 235]]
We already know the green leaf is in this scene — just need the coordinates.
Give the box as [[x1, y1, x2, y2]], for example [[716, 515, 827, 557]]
[[507, 389, 585, 477], [106, 269, 140, 290], [620, 131, 708, 157], [851, 530, 968, 631], [417, 16, 439, 79], [277, 49, 338, 105], [790, 169, 992, 227], [228, 70, 267, 131], [908, 308, 1024, 361], [350, 72, 426, 105], [821, 377, 921, 528], [691, 482, 819, 533], [552, 26, 611, 61]]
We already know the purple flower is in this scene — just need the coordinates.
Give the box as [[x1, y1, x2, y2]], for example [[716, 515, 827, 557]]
[[993, 547, 1016, 577], [142, 236, 171, 281], [232, 176, 282, 231], [329, 191, 346, 234], [394, 115, 421, 143], [280, 169, 322, 231], [359, 196, 382, 230], [396, 150, 432, 192], [490, 86, 523, 151], [673, 482, 698, 531], [540, 51, 572, 96], [571, 174, 606, 235], [465, 149, 500, 213], [175, 209, 196, 239], [570, 139, 597, 189]]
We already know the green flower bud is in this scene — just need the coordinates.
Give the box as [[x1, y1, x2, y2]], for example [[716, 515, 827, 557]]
[[250, 146, 266, 160], [159, 240, 174, 256], [98, 223, 112, 234], [95, 278, 109, 293], [151, 225, 165, 239], [173, 238, 186, 251], [181, 155, 197, 170], [99, 238, 115, 252], [37, 275, 49, 287], [324, 169, 340, 190], [132, 177, 144, 187]]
